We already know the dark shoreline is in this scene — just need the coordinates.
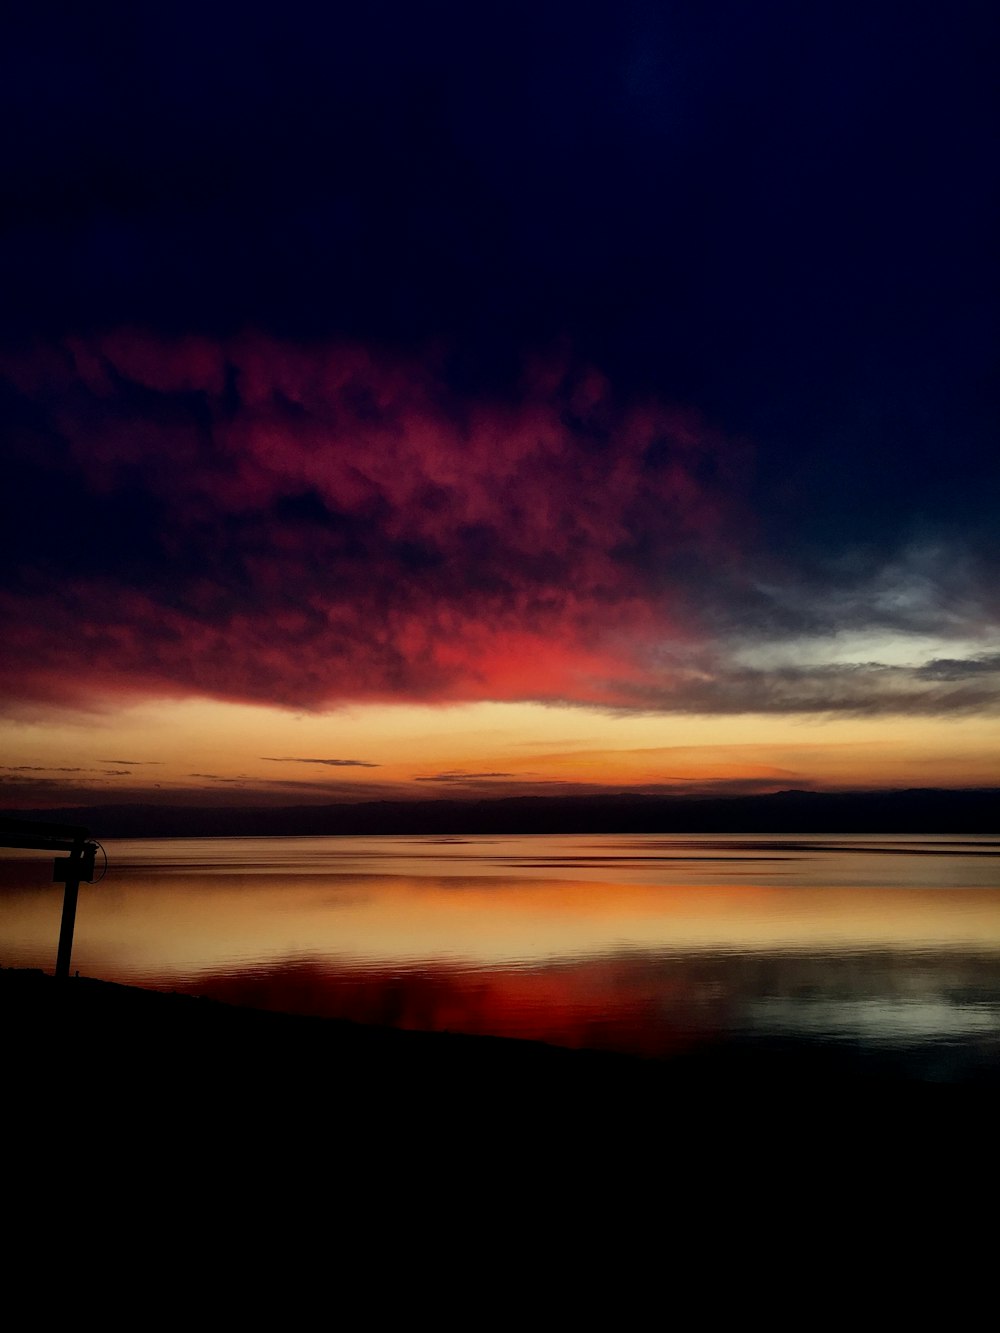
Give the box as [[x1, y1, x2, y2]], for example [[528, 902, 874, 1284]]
[[6, 966, 995, 1121], [7, 965, 997, 1226]]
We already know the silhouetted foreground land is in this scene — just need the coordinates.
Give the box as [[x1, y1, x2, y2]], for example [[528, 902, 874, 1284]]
[[6, 965, 997, 1253], [10, 971, 991, 1280], [5, 967, 995, 1150]]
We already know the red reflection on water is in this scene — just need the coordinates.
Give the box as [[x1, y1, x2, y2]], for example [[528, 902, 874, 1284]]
[[155, 956, 733, 1059]]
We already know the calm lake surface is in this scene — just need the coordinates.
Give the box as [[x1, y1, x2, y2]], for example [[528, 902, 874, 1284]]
[[3, 833, 999, 1076]]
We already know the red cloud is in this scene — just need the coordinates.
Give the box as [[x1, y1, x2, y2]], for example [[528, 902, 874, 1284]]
[[1, 333, 750, 711]]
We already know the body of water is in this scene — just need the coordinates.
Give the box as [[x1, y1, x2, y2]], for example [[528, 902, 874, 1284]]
[[3, 833, 999, 1077]]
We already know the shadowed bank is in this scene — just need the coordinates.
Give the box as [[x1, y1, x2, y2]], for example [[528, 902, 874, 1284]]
[[6, 965, 997, 1260], [5, 967, 995, 1142]]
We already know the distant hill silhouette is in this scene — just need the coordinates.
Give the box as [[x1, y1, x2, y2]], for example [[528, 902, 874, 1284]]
[[3, 787, 997, 838]]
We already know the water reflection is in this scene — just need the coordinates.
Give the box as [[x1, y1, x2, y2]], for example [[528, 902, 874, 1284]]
[[145, 948, 1000, 1059], [2, 833, 999, 1075]]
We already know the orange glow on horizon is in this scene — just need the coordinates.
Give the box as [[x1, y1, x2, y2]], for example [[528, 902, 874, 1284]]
[[1, 697, 997, 809]]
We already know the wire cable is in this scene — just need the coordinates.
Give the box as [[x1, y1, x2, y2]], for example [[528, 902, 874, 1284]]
[[88, 839, 109, 884]]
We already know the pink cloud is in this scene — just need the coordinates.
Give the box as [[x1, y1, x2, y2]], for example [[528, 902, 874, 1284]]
[[1, 332, 750, 711]]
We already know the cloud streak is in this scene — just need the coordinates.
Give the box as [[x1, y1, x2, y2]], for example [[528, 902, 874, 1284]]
[[261, 757, 380, 768]]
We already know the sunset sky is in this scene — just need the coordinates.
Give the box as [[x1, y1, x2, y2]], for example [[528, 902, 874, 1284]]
[[2, 2, 997, 814]]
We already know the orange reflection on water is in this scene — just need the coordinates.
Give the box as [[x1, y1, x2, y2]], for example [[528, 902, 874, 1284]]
[[4, 862, 1000, 976], [141, 955, 734, 1059], [3, 835, 999, 1064]]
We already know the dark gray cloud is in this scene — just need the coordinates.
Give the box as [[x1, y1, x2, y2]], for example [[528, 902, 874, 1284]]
[[99, 758, 162, 765], [3, 765, 87, 772], [701, 543, 1000, 646], [916, 655, 1000, 681], [614, 653, 1000, 718], [261, 757, 380, 768]]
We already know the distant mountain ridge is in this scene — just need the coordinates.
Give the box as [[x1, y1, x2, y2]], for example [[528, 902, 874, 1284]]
[[3, 788, 998, 838]]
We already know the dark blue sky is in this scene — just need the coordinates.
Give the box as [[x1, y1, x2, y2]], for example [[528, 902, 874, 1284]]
[[5, 3, 996, 537], [2, 0, 998, 727]]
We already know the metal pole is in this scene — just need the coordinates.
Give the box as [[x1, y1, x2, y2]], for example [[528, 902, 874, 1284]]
[[55, 842, 84, 980]]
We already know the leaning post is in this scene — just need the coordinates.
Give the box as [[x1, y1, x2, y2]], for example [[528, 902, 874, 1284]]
[[54, 838, 96, 979]]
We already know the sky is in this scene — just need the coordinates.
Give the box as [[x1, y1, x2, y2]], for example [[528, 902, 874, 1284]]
[[1, 1, 998, 813]]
